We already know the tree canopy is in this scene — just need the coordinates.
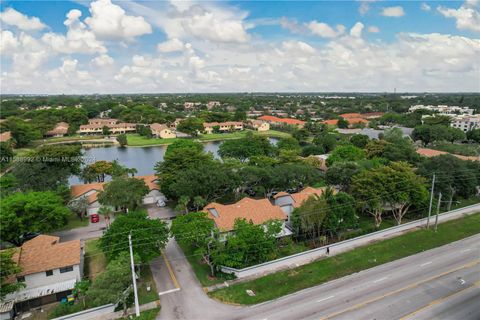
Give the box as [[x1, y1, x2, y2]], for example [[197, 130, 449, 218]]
[[98, 177, 149, 212], [218, 132, 274, 162], [1, 191, 70, 244], [100, 211, 169, 263]]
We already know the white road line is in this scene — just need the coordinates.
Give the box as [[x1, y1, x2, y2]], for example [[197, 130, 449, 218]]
[[373, 277, 388, 283], [461, 248, 472, 253], [317, 295, 335, 303], [158, 288, 181, 296], [420, 261, 432, 267]]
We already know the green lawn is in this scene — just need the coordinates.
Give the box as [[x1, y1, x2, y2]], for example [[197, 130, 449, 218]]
[[127, 134, 177, 146], [126, 130, 291, 146], [138, 266, 159, 305], [208, 213, 480, 305], [178, 242, 233, 287], [84, 239, 107, 281]]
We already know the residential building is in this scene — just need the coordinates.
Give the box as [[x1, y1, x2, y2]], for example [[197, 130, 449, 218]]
[[335, 127, 413, 140], [78, 122, 136, 135], [70, 175, 163, 215], [88, 118, 118, 125], [45, 122, 69, 137], [258, 115, 305, 128], [273, 187, 327, 224], [322, 118, 368, 127], [207, 101, 221, 110], [0, 131, 12, 143], [169, 118, 183, 130], [4, 235, 82, 312], [150, 123, 176, 139], [203, 198, 290, 238], [450, 114, 480, 132], [203, 121, 244, 134], [248, 119, 270, 131], [408, 105, 474, 115]]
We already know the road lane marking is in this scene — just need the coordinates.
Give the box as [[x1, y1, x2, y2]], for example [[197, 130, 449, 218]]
[[158, 288, 181, 296], [399, 280, 480, 320], [373, 277, 388, 283], [162, 250, 181, 289], [420, 261, 432, 267], [318, 260, 480, 320], [317, 295, 335, 303], [461, 248, 472, 253]]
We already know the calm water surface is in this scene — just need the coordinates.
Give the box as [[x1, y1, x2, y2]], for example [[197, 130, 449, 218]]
[[70, 138, 278, 184]]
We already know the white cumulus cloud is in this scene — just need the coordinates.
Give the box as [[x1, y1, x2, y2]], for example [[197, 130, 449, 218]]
[[438, 0, 480, 32], [381, 6, 406, 17], [307, 21, 345, 38], [350, 22, 365, 37], [157, 38, 185, 53], [0, 8, 46, 31], [85, 0, 152, 40]]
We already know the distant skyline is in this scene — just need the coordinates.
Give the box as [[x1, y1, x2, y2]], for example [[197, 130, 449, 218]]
[[1, 0, 479, 94]]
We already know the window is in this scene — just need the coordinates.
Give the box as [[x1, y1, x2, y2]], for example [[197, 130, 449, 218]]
[[46, 270, 53, 276], [16, 276, 25, 283], [59, 266, 73, 273]]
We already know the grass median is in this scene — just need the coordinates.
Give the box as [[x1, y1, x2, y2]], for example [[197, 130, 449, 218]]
[[208, 212, 480, 305]]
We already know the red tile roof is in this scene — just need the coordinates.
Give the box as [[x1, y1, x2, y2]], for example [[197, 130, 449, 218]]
[[339, 113, 363, 119], [274, 187, 327, 208], [203, 198, 286, 232], [416, 148, 480, 161], [258, 115, 305, 125]]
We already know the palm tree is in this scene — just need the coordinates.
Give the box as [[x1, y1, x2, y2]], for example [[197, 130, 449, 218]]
[[98, 206, 113, 228]]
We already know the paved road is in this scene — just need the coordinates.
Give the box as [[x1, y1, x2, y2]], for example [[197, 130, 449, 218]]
[[157, 234, 480, 320], [53, 215, 111, 241]]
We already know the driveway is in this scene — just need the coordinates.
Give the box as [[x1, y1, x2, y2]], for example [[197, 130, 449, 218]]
[[156, 239, 238, 320], [147, 204, 177, 220], [53, 215, 111, 242]]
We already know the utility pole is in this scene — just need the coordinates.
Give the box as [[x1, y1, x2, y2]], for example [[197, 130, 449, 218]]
[[426, 173, 436, 229], [434, 193, 442, 232], [128, 233, 140, 317]]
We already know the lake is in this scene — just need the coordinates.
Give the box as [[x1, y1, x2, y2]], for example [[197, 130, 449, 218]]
[[70, 138, 278, 185]]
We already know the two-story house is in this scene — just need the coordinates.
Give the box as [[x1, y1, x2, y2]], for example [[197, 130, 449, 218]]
[[150, 123, 176, 139], [203, 121, 244, 134], [4, 235, 82, 313]]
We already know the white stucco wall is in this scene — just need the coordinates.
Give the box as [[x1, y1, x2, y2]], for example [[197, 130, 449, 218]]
[[23, 264, 81, 289], [143, 190, 164, 204]]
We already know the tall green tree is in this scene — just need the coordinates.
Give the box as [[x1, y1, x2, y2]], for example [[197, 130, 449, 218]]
[[0, 249, 25, 300], [212, 219, 282, 268], [100, 211, 168, 263], [326, 145, 366, 166], [219, 132, 274, 162], [1, 191, 70, 244], [177, 118, 204, 137], [98, 177, 149, 212]]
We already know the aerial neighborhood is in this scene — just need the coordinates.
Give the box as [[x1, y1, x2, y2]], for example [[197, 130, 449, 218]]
[[1, 92, 479, 320]]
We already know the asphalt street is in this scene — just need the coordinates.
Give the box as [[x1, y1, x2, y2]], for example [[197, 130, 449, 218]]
[[157, 234, 480, 320]]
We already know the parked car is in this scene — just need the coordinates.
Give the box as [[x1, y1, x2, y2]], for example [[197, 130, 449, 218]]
[[90, 214, 100, 223], [156, 199, 166, 207], [18, 232, 40, 245]]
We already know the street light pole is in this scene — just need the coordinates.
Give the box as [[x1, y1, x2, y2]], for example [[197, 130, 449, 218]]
[[128, 233, 140, 317], [426, 173, 436, 229], [434, 192, 442, 232]]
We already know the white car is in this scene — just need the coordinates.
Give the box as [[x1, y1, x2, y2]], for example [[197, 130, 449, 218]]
[[156, 199, 166, 207]]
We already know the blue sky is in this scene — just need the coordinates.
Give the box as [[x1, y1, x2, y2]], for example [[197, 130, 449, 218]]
[[1, 0, 479, 93]]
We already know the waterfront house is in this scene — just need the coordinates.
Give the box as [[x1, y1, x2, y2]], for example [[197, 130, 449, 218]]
[[150, 123, 176, 139], [203, 121, 244, 134]]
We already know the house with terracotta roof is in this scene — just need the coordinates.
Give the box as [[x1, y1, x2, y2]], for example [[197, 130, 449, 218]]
[[273, 187, 327, 224], [78, 122, 136, 135], [45, 122, 69, 137], [322, 118, 369, 127], [70, 175, 164, 215], [257, 115, 305, 128], [203, 198, 290, 238], [150, 123, 176, 139], [0, 131, 12, 143], [203, 121, 244, 134], [416, 148, 480, 162], [3, 235, 82, 312]]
